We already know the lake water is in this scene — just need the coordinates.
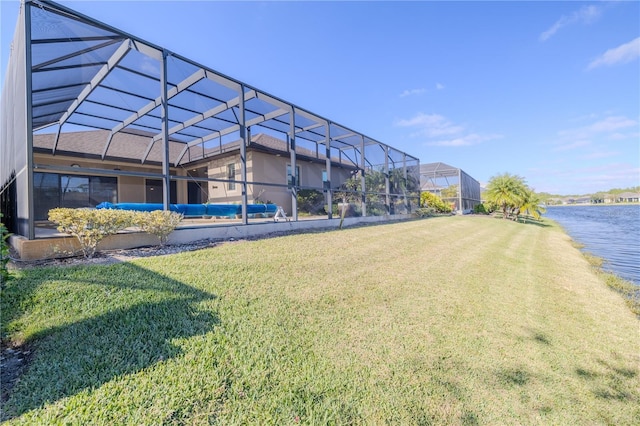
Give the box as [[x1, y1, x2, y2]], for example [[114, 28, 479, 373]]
[[545, 205, 640, 285]]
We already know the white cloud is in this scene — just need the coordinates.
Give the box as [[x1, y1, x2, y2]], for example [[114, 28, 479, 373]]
[[399, 88, 426, 97], [540, 4, 601, 42], [588, 115, 637, 132], [139, 57, 160, 76], [587, 37, 640, 69], [582, 150, 620, 160], [395, 112, 501, 147], [436, 83, 445, 90], [428, 133, 503, 147], [553, 140, 590, 152], [570, 164, 640, 188], [568, 112, 598, 123], [395, 113, 463, 138], [549, 115, 638, 168], [558, 115, 638, 142], [610, 131, 640, 141]]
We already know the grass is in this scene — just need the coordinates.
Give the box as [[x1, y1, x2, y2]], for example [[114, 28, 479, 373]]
[[1, 216, 639, 424], [581, 252, 640, 316]]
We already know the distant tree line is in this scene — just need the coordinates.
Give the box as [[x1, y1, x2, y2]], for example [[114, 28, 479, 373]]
[[537, 186, 640, 205]]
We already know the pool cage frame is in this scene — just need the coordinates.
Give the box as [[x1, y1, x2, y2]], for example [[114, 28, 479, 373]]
[[1, 0, 421, 240], [420, 162, 481, 213]]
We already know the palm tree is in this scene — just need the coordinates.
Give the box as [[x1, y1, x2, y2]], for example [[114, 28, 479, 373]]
[[485, 173, 526, 219], [517, 188, 547, 223]]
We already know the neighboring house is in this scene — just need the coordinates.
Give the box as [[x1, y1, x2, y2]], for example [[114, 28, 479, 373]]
[[419, 162, 481, 213], [419, 181, 443, 197], [564, 197, 591, 204], [616, 192, 640, 203]]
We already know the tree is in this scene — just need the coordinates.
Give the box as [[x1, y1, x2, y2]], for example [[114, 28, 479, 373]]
[[334, 174, 362, 228], [485, 173, 527, 219], [516, 188, 547, 223]]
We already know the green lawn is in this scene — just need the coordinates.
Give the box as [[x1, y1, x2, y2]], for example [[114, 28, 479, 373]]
[[2, 216, 638, 424]]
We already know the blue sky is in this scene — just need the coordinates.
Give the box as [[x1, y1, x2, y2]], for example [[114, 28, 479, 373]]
[[1, 0, 639, 195]]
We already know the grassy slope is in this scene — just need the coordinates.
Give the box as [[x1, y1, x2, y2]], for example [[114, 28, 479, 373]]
[[1, 217, 638, 424]]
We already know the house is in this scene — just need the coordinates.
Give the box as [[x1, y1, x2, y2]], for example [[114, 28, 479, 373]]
[[616, 192, 640, 203], [1, 0, 421, 246], [29, 129, 356, 221], [419, 162, 481, 213], [564, 197, 591, 204]]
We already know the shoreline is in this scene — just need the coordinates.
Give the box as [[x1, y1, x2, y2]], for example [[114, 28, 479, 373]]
[[546, 202, 640, 207], [544, 205, 639, 286], [542, 216, 639, 316]]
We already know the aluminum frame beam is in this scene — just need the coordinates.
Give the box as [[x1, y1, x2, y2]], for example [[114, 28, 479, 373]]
[[107, 68, 205, 135], [103, 68, 206, 159], [52, 38, 132, 154], [54, 39, 131, 129], [150, 90, 257, 144], [32, 39, 122, 70], [173, 105, 288, 166], [160, 49, 171, 210]]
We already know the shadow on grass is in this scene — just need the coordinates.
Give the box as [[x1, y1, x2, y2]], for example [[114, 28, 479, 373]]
[[1, 269, 48, 343], [497, 367, 530, 386], [516, 218, 551, 228], [1, 262, 218, 420], [467, 213, 552, 227], [523, 327, 553, 346], [574, 357, 638, 403]]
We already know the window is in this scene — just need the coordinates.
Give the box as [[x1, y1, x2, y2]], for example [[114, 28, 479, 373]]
[[145, 179, 177, 204], [33, 173, 59, 220], [34, 172, 117, 220], [286, 164, 300, 187], [90, 176, 118, 206], [227, 163, 236, 190], [61, 175, 89, 209]]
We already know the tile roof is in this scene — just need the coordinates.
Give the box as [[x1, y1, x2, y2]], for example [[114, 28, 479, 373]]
[[34, 130, 351, 168], [617, 192, 640, 198], [33, 129, 186, 165]]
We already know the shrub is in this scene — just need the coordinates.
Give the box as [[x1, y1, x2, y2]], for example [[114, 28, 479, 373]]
[[1, 213, 11, 283], [420, 192, 452, 213], [415, 207, 436, 218], [134, 210, 183, 246], [332, 203, 362, 218], [473, 203, 487, 214], [297, 189, 326, 215], [49, 208, 135, 258]]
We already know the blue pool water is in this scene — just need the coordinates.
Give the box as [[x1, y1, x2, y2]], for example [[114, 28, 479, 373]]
[[97, 202, 277, 218]]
